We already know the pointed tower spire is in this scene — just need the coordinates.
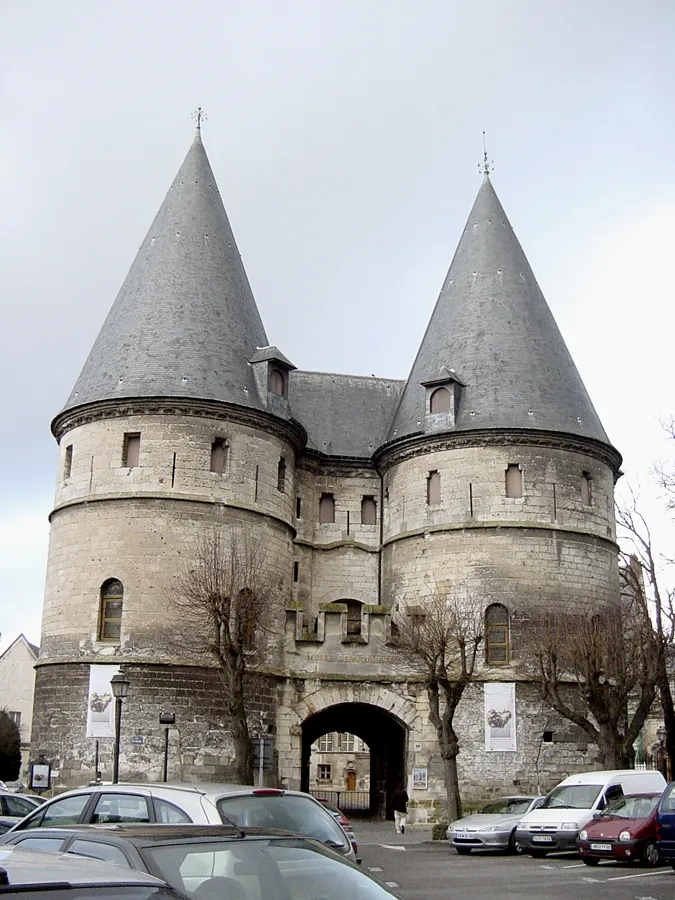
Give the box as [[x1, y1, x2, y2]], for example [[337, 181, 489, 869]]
[[61, 131, 268, 414], [389, 177, 613, 448]]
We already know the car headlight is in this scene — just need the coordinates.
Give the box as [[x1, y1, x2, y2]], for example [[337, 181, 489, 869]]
[[579, 830, 588, 840], [618, 830, 631, 842], [477, 825, 498, 833], [562, 822, 578, 832]]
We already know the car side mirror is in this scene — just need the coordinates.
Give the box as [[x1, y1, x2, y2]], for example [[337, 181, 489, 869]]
[[592, 812, 601, 819]]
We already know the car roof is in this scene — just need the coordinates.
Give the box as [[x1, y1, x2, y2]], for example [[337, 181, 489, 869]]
[[3, 824, 324, 845], [0, 844, 168, 886]]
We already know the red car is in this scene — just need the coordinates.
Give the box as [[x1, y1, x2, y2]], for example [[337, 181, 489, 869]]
[[317, 798, 360, 860], [576, 792, 663, 866]]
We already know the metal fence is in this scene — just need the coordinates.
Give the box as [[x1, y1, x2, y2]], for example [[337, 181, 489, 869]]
[[310, 789, 373, 812]]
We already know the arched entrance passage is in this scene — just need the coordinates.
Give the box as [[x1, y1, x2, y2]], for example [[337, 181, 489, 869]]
[[301, 702, 407, 819]]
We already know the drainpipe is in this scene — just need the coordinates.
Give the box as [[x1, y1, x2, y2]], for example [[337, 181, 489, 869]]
[[378, 467, 385, 606]]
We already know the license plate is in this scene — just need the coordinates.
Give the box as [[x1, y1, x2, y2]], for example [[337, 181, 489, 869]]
[[455, 831, 471, 840], [590, 842, 612, 851], [532, 835, 553, 843]]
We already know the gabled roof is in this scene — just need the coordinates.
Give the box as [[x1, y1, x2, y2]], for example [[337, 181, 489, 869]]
[[289, 371, 404, 459], [0, 634, 39, 661], [61, 133, 268, 413], [389, 176, 613, 447]]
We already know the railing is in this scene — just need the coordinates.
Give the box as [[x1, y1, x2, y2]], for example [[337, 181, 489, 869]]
[[310, 789, 372, 812]]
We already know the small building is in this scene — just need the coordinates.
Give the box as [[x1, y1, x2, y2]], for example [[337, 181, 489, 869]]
[[0, 635, 39, 781]]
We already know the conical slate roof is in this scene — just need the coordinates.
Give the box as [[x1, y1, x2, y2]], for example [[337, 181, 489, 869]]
[[62, 132, 268, 412], [389, 176, 611, 446]]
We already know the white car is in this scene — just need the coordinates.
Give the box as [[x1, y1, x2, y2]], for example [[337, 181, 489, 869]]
[[4, 782, 357, 862]]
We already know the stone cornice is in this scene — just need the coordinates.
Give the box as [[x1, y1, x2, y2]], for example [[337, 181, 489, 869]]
[[293, 537, 380, 554], [374, 427, 623, 476], [298, 449, 377, 476], [51, 396, 307, 452]]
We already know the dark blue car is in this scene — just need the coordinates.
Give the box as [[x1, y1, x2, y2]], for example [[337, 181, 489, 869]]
[[656, 781, 675, 867]]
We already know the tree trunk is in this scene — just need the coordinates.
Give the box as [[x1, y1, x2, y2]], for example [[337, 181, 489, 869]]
[[596, 723, 634, 769], [227, 660, 254, 784], [443, 751, 462, 822]]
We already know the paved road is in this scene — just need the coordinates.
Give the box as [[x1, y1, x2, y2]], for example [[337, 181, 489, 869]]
[[354, 821, 675, 899]]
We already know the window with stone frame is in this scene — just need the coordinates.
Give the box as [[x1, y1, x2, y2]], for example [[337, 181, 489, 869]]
[[581, 471, 593, 505], [485, 603, 510, 664], [277, 457, 287, 492], [99, 579, 124, 642], [122, 433, 141, 468], [337, 732, 355, 752], [210, 438, 229, 474], [63, 444, 73, 481], [345, 600, 363, 635], [318, 764, 332, 781], [7, 711, 21, 729], [361, 496, 377, 526], [505, 464, 523, 498], [268, 368, 285, 396], [318, 734, 334, 752], [427, 470, 441, 505], [429, 386, 451, 414], [319, 493, 335, 524]]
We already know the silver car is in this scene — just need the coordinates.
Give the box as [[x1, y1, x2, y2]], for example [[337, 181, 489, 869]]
[[447, 795, 544, 854], [4, 782, 356, 861]]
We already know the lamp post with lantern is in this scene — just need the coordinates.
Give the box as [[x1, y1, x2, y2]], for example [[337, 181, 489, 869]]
[[110, 671, 131, 784]]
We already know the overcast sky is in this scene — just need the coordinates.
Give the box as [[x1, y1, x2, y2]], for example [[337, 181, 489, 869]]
[[1, 0, 675, 652]]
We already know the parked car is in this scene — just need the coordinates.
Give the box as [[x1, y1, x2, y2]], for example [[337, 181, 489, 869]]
[[0, 843, 183, 898], [446, 796, 544, 854], [4, 782, 357, 862], [1, 824, 403, 898], [516, 769, 666, 857], [0, 793, 46, 836], [576, 792, 663, 866], [316, 798, 359, 858], [656, 779, 675, 869]]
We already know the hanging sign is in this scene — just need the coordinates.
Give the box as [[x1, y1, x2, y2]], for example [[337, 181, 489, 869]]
[[86, 665, 120, 738]]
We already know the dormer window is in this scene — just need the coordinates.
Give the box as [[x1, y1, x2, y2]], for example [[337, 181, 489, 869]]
[[269, 368, 285, 396], [429, 387, 451, 414]]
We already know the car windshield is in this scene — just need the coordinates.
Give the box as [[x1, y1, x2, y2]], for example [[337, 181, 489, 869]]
[[539, 785, 602, 810], [601, 795, 659, 819], [478, 798, 532, 815], [144, 839, 397, 899], [216, 795, 349, 852]]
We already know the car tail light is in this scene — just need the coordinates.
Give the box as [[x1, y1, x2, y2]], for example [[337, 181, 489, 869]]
[[252, 789, 283, 796]]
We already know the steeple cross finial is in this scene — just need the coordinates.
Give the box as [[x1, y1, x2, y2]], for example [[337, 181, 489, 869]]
[[479, 130, 494, 178], [192, 106, 208, 135]]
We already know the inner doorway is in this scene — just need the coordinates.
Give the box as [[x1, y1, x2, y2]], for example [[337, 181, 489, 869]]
[[301, 702, 407, 819]]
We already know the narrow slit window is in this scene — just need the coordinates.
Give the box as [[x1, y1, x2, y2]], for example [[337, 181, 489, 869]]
[[63, 445, 73, 481], [296, 497, 302, 519], [505, 464, 522, 498], [210, 438, 228, 474], [427, 470, 441, 505], [293, 561, 299, 583], [361, 496, 377, 526], [319, 493, 335, 524], [268, 368, 285, 396], [429, 387, 451, 414], [486, 603, 510, 664], [122, 433, 141, 468], [277, 458, 287, 492], [581, 471, 593, 505], [99, 579, 124, 642]]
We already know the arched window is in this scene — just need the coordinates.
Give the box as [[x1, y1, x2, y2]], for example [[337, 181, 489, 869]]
[[99, 579, 123, 642], [268, 368, 285, 396], [430, 387, 451, 414], [485, 604, 509, 664], [319, 493, 335, 524]]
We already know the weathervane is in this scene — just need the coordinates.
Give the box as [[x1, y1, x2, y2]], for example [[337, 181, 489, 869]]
[[192, 106, 208, 134], [479, 131, 494, 177]]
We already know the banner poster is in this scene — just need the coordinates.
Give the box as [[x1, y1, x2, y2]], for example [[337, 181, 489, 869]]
[[86, 665, 120, 738], [484, 683, 516, 752]]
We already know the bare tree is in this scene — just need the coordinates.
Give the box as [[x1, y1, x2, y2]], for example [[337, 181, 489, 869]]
[[391, 585, 483, 821], [529, 585, 659, 768], [172, 528, 284, 784], [617, 491, 675, 766]]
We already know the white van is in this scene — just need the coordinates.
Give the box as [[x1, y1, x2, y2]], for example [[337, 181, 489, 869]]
[[515, 769, 666, 857]]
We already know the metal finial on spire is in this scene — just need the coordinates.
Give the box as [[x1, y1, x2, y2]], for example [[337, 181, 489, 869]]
[[478, 131, 494, 177], [191, 106, 208, 135]]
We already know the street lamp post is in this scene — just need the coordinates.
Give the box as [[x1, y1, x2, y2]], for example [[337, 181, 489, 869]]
[[110, 671, 131, 784]]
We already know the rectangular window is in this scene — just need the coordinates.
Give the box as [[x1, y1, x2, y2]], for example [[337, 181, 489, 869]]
[[337, 733, 355, 752], [427, 470, 441, 505], [318, 734, 334, 752], [318, 764, 332, 781], [581, 471, 593, 505], [122, 433, 141, 468], [63, 445, 73, 481], [100, 598, 123, 641], [505, 463, 523, 498], [8, 711, 21, 729], [210, 438, 228, 474], [361, 496, 377, 525], [296, 497, 302, 519], [293, 561, 299, 583], [319, 493, 335, 524], [277, 458, 287, 493]]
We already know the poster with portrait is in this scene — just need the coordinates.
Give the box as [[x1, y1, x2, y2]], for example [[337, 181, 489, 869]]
[[30, 763, 51, 791], [484, 682, 516, 752], [412, 767, 428, 790], [86, 665, 120, 737]]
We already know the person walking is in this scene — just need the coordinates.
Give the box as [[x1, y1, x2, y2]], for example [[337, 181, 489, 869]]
[[392, 781, 409, 834]]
